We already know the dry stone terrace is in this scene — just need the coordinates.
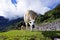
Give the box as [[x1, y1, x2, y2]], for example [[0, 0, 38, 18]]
[[35, 20, 60, 31]]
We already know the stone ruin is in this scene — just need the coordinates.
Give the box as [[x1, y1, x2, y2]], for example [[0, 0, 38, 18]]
[[35, 20, 60, 31]]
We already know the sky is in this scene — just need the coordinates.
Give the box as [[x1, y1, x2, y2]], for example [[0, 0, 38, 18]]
[[0, 0, 60, 20]]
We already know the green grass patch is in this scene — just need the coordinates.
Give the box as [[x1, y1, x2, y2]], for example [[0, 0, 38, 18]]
[[0, 30, 60, 40]]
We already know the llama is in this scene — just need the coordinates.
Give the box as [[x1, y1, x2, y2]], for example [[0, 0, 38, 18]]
[[24, 10, 37, 31]]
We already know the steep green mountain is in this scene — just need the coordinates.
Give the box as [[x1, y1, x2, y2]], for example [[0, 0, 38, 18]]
[[44, 4, 60, 18], [36, 4, 60, 24], [44, 4, 60, 22]]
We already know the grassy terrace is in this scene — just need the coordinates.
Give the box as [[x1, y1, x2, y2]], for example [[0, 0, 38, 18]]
[[0, 30, 60, 40]]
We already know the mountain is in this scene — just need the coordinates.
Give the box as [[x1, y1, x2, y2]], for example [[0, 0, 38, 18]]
[[0, 16, 8, 26], [0, 16, 23, 31], [44, 4, 60, 20], [0, 16, 9, 31], [36, 4, 60, 24], [54, 4, 60, 12]]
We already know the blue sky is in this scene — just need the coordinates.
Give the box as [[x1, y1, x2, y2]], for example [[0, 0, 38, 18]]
[[11, 0, 17, 4], [0, 0, 60, 19], [11, 0, 17, 7], [40, 0, 60, 9]]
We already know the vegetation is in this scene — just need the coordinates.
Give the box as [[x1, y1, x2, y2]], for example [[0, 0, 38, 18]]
[[0, 30, 60, 40], [36, 4, 60, 24], [0, 30, 44, 40]]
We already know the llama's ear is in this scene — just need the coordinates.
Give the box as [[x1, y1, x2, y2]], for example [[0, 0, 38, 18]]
[[35, 14, 38, 19]]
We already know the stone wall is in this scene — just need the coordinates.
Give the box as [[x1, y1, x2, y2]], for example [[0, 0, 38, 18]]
[[35, 20, 60, 31]]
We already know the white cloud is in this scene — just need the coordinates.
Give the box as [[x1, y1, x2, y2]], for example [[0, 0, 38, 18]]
[[0, 0, 20, 20], [0, 0, 60, 19], [16, 0, 50, 14]]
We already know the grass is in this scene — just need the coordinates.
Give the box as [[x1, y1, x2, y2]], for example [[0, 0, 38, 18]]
[[0, 30, 60, 40]]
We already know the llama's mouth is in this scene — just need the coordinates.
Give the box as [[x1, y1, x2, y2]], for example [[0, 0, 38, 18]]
[[32, 25, 35, 28]]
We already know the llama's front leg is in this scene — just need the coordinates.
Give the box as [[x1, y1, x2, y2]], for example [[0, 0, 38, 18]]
[[26, 23, 28, 30], [30, 25, 32, 31]]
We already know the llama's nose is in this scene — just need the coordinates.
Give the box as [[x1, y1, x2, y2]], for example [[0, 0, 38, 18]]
[[32, 25, 35, 28]]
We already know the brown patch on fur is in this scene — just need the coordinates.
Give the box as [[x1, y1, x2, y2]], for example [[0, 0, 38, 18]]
[[29, 10, 37, 19]]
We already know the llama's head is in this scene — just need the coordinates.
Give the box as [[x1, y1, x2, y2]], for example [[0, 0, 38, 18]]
[[29, 20, 35, 28]]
